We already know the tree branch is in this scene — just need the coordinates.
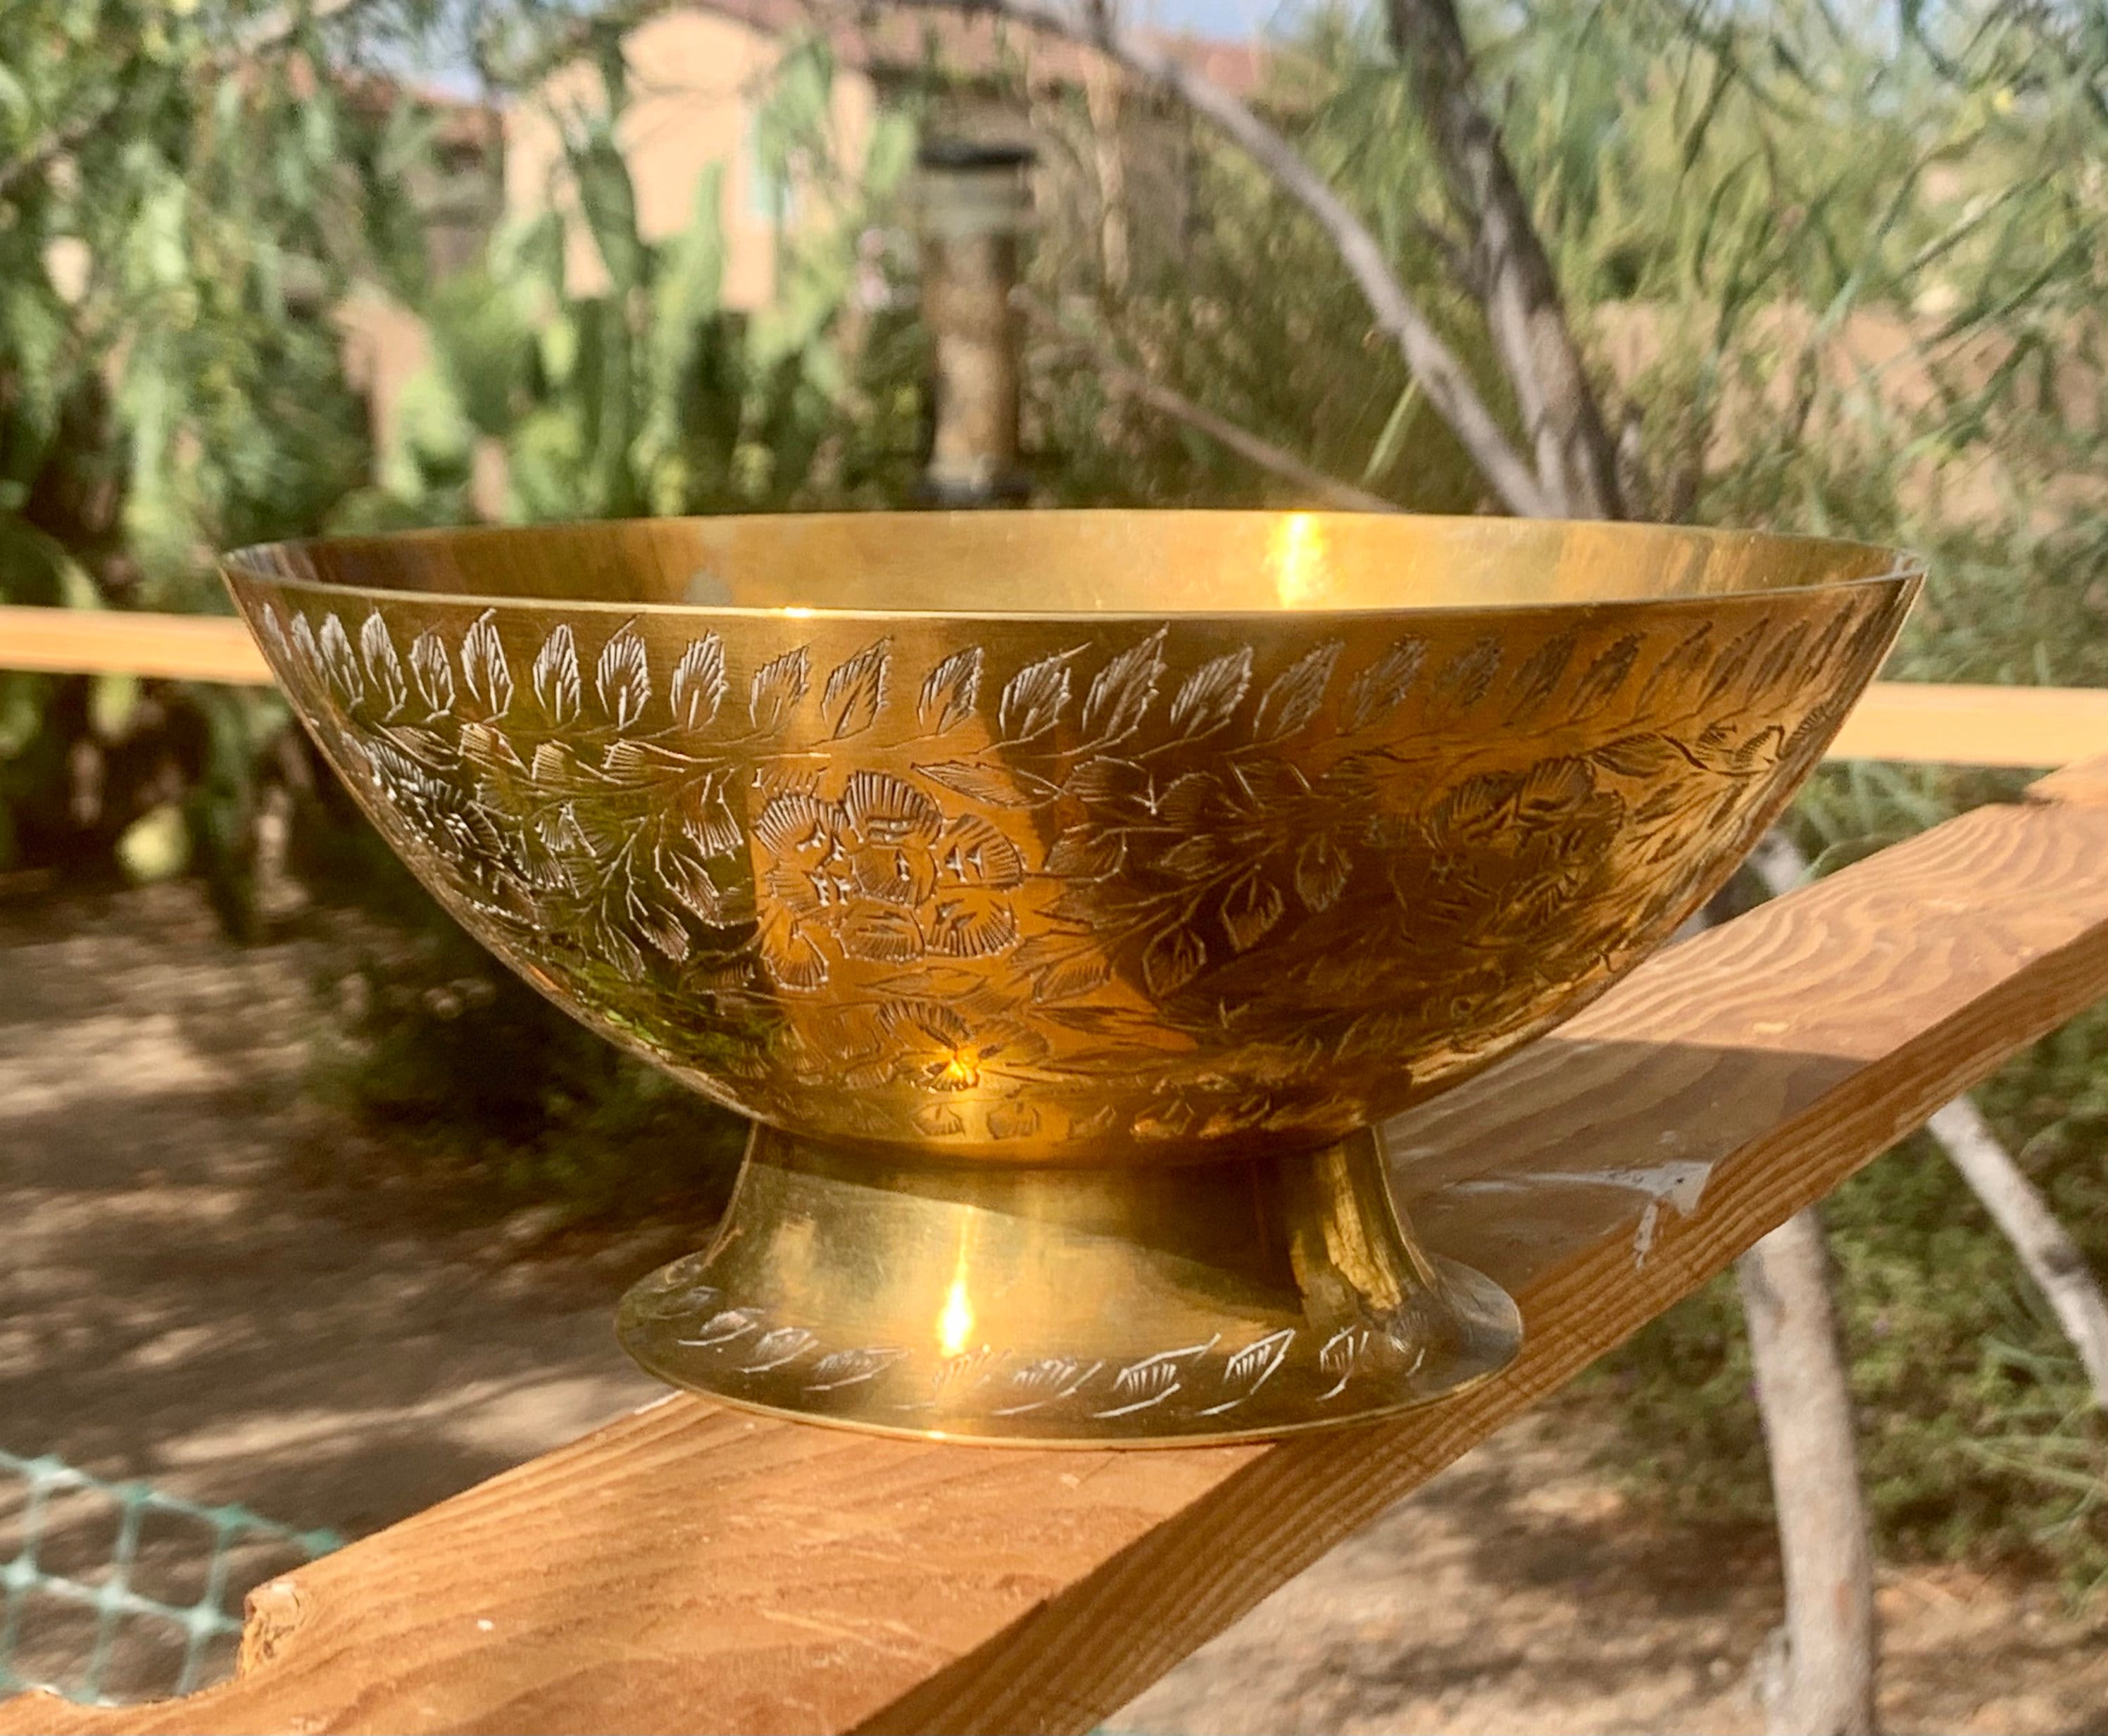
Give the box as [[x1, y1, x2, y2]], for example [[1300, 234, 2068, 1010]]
[[1384, 0, 1624, 518], [1738, 1209, 1878, 1736], [818, 0, 1551, 517], [1017, 290, 1400, 512]]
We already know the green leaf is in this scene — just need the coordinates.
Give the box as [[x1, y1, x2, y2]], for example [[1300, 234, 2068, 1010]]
[[117, 802, 191, 883], [90, 671, 141, 738]]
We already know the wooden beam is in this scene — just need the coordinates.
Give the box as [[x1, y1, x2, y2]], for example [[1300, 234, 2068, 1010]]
[[10, 779, 2108, 1736], [1826, 679, 2108, 767], [1, 606, 2102, 769], [0, 605, 271, 685]]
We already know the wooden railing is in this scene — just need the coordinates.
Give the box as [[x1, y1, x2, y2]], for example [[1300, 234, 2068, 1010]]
[[2, 602, 2106, 1735]]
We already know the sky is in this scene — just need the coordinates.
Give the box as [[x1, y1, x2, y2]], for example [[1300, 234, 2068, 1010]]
[[1133, 0, 1314, 37]]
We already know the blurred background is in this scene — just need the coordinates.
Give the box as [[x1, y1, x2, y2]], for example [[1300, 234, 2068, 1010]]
[[1, 0, 2105, 1726]]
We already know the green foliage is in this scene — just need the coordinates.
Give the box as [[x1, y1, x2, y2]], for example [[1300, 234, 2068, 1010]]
[[0, 0, 395, 904], [349, 33, 925, 530]]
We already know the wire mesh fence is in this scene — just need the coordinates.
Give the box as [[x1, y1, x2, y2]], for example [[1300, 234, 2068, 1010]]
[[0, 1448, 341, 1706]]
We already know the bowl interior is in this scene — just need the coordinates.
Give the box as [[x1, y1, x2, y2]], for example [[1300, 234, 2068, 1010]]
[[225, 510, 1911, 617]]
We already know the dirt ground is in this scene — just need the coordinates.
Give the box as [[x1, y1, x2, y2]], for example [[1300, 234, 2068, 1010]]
[[4, 881, 2105, 1730]]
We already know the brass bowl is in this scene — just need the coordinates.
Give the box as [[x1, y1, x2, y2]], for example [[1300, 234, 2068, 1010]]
[[223, 511, 1918, 1445]]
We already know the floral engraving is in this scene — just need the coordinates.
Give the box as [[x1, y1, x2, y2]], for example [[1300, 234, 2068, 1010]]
[[243, 576, 1912, 1156]]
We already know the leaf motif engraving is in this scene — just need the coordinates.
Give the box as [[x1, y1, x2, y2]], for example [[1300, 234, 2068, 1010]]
[[669, 634, 727, 731], [1208, 1328, 1295, 1410], [1045, 826, 1126, 881], [1636, 624, 1712, 710], [1229, 1329, 1295, 1388], [1168, 647, 1253, 740], [1701, 624, 1765, 706], [1222, 874, 1286, 952], [289, 612, 322, 686], [1749, 619, 1810, 700], [1344, 636, 1426, 731], [1593, 732, 1679, 777], [1566, 634, 1640, 719], [917, 646, 983, 734], [675, 1309, 758, 1350], [1251, 640, 1342, 741], [359, 612, 406, 716], [748, 646, 810, 733], [1009, 933, 1112, 1001], [408, 629, 455, 715], [1062, 757, 1150, 809], [318, 615, 363, 705], [1141, 925, 1207, 997], [461, 612, 513, 719], [595, 627, 651, 729], [986, 1100, 1041, 1140], [1502, 633, 1577, 724], [658, 834, 724, 924], [822, 638, 891, 739], [256, 605, 291, 666], [679, 773, 743, 857], [913, 758, 1061, 808], [804, 1347, 905, 1392], [1081, 629, 1165, 743], [998, 648, 1079, 741], [532, 624, 582, 725], [1429, 635, 1502, 721], [1294, 834, 1352, 912], [739, 1326, 816, 1373]]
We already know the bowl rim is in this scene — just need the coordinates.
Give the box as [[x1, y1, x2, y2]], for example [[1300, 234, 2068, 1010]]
[[221, 508, 1926, 627]]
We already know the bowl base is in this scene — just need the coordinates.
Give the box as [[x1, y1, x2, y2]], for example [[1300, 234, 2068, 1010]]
[[616, 1124, 1520, 1446]]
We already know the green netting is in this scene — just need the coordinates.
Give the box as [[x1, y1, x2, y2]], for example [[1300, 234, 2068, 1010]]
[[0, 1448, 341, 1706]]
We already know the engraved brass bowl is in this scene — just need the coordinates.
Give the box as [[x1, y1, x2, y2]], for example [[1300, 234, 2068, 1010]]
[[222, 511, 1918, 1445]]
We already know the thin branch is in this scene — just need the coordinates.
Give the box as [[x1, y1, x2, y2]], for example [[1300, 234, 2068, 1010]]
[[1384, 0, 1624, 518], [1737, 1209, 1878, 1736], [820, 0, 1551, 517], [1750, 831, 2108, 1413], [1928, 1097, 2108, 1410], [1017, 290, 1399, 513]]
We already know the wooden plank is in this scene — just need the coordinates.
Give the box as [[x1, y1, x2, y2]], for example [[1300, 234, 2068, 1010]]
[[0, 605, 271, 685], [1827, 679, 2108, 767], [10, 781, 2108, 1736], [0, 603, 2104, 769]]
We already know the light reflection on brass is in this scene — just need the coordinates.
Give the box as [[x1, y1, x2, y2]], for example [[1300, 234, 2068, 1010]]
[[222, 510, 1918, 1445]]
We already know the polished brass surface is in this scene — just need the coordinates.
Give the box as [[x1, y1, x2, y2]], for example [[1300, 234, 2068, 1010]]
[[223, 510, 1918, 1443], [618, 1124, 1519, 1443]]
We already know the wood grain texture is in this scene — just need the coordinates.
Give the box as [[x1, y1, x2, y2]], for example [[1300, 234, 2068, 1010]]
[[0, 606, 271, 684], [1827, 680, 2108, 767], [0, 602, 2102, 772], [10, 786, 2108, 1736]]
